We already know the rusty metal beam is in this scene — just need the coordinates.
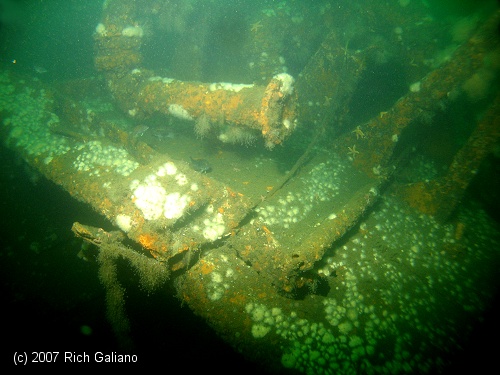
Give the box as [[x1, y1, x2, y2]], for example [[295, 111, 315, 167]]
[[396, 91, 500, 220], [295, 28, 365, 129], [0, 71, 252, 267], [3, 1, 498, 297], [93, 0, 297, 149], [339, 9, 500, 178]]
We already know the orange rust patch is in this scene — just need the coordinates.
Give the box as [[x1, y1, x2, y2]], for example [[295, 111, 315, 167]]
[[98, 198, 113, 215], [200, 260, 215, 275], [138, 233, 158, 250], [401, 182, 439, 215], [171, 261, 185, 272], [241, 245, 253, 258], [226, 187, 237, 198], [262, 225, 272, 235], [229, 294, 246, 305]]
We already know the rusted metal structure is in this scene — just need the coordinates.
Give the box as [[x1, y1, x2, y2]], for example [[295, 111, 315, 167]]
[[1, 0, 498, 290], [395, 91, 500, 220], [94, 0, 297, 150], [339, 10, 500, 221], [344, 10, 500, 177], [2, 1, 500, 372]]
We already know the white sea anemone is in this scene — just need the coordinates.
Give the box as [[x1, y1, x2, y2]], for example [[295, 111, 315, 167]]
[[273, 73, 295, 96], [122, 25, 144, 38], [168, 104, 193, 120], [194, 114, 211, 138]]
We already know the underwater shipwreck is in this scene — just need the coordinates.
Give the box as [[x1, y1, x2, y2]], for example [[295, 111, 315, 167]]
[[2, 0, 500, 373]]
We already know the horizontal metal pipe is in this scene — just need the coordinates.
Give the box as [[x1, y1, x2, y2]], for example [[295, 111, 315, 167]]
[[94, 0, 297, 149]]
